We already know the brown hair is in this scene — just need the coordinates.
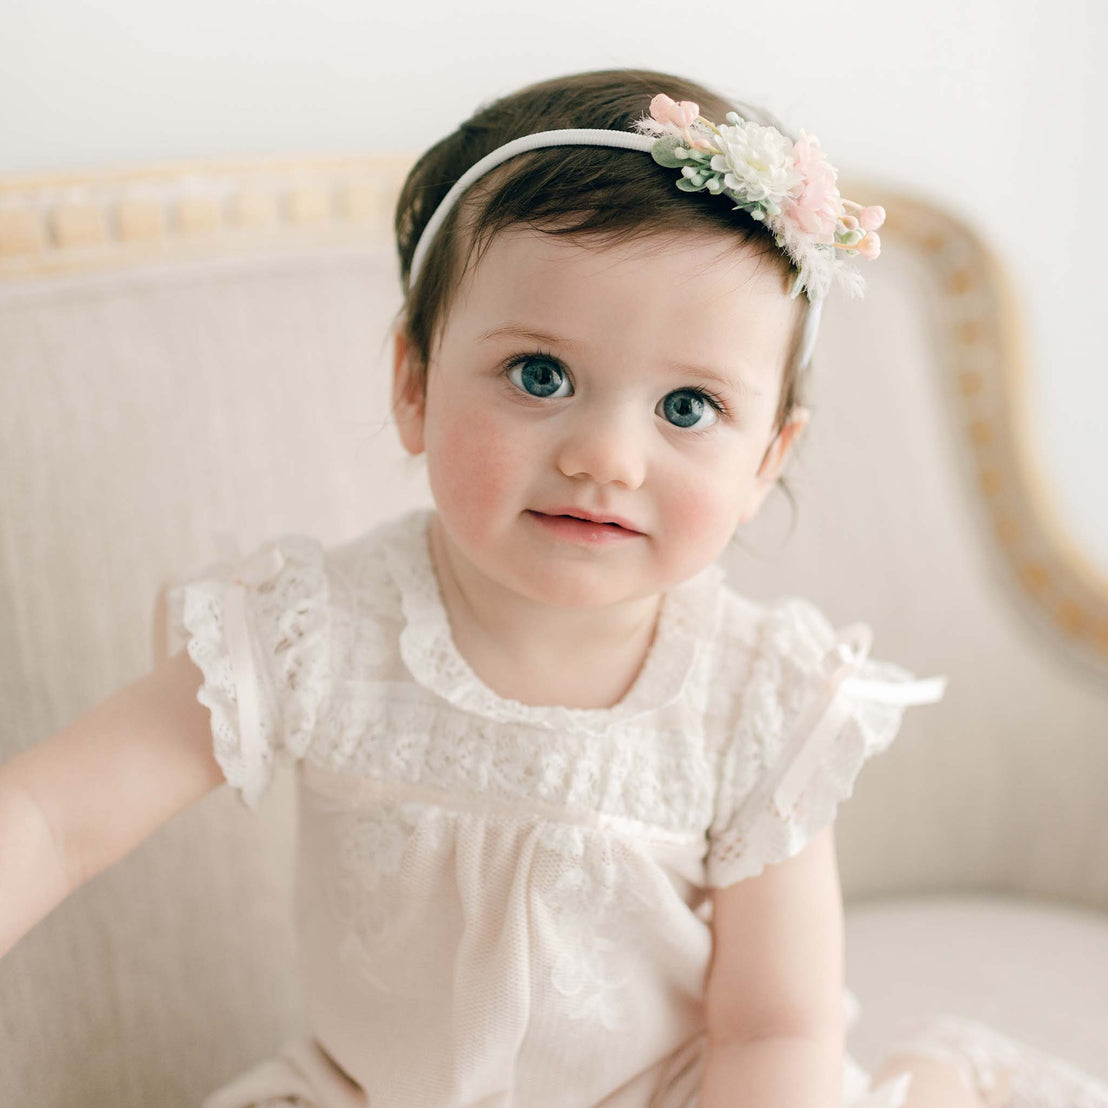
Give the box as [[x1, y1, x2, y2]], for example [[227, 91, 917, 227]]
[[393, 67, 811, 513]]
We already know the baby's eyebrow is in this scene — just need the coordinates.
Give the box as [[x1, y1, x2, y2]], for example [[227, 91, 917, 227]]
[[672, 360, 763, 401], [478, 322, 763, 401], [480, 323, 570, 349]]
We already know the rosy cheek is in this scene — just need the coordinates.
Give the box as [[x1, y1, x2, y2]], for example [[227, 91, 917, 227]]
[[667, 487, 719, 538], [659, 473, 740, 560], [424, 394, 528, 534]]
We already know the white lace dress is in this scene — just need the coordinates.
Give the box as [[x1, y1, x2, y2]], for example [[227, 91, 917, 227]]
[[166, 506, 946, 1108]]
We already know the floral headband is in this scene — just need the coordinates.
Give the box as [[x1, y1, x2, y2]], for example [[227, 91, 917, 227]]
[[405, 93, 885, 370], [634, 94, 885, 303]]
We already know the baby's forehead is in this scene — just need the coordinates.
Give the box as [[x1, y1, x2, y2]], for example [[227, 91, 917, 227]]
[[457, 225, 796, 318], [448, 226, 799, 388], [474, 223, 773, 278]]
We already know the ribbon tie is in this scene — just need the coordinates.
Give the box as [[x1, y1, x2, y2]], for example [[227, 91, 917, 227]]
[[212, 533, 288, 773], [770, 622, 948, 818]]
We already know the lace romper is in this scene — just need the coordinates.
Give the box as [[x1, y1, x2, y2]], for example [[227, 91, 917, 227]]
[[167, 506, 946, 1108]]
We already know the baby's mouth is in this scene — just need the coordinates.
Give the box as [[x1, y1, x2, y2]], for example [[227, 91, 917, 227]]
[[568, 516, 624, 530], [527, 509, 644, 536]]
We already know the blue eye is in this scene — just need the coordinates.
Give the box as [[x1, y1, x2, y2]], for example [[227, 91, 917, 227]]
[[503, 353, 726, 432], [658, 389, 719, 431], [506, 354, 573, 399]]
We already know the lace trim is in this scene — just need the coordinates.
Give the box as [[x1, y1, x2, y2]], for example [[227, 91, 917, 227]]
[[376, 508, 726, 737], [166, 534, 331, 811], [886, 1013, 1108, 1108], [310, 691, 717, 832], [706, 597, 921, 887]]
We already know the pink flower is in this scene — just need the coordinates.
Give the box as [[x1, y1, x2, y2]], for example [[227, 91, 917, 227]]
[[650, 93, 700, 129], [858, 205, 886, 231], [782, 130, 841, 243], [857, 231, 881, 260]]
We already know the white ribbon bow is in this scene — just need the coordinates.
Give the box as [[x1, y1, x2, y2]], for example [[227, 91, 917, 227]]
[[211, 532, 288, 773], [770, 622, 947, 817]]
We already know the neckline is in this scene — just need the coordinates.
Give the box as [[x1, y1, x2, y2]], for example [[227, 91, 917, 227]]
[[376, 507, 725, 735]]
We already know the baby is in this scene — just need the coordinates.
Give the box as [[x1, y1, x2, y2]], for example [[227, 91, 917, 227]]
[[4, 67, 1107, 1108]]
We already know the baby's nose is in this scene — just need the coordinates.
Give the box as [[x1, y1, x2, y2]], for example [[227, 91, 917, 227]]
[[554, 406, 647, 490]]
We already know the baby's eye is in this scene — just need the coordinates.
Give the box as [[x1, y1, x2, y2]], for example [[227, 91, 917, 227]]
[[658, 389, 720, 431], [505, 354, 573, 399]]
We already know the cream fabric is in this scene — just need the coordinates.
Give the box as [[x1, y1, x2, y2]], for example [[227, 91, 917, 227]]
[[168, 506, 934, 1107]]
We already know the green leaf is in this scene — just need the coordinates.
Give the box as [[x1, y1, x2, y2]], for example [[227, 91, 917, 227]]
[[650, 136, 688, 169]]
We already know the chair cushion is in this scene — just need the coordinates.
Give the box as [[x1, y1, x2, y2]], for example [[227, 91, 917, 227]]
[[845, 893, 1108, 1082]]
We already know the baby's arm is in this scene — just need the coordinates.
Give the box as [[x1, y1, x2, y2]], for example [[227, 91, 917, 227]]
[[0, 649, 225, 959], [699, 824, 846, 1108]]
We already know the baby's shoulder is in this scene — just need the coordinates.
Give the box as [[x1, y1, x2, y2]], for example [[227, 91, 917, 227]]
[[322, 512, 418, 680], [706, 583, 829, 690], [325, 521, 402, 616], [703, 583, 915, 731], [710, 583, 899, 678]]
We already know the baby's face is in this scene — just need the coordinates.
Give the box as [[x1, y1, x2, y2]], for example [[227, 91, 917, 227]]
[[394, 226, 808, 610]]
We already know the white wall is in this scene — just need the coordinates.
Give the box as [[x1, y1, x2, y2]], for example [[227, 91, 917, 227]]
[[3, 0, 1105, 573]]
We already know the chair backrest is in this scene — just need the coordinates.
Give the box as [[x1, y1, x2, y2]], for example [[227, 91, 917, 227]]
[[1, 157, 1105, 1106]]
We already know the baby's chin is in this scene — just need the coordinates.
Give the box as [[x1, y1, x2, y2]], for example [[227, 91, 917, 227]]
[[504, 522, 726, 609], [522, 576, 658, 613], [486, 552, 656, 612]]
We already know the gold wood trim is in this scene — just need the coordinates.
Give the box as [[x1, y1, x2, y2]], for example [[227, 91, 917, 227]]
[[0, 153, 414, 278], [841, 177, 1108, 675]]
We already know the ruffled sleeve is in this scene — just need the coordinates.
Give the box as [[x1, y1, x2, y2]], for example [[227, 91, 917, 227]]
[[705, 597, 946, 888], [161, 533, 331, 812]]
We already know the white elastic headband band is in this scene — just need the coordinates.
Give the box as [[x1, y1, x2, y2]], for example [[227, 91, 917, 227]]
[[407, 127, 824, 371]]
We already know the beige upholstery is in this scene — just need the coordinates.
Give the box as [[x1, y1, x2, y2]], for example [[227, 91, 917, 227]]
[[843, 895, 1108, 1079], [1, 159, 1105, 1105]]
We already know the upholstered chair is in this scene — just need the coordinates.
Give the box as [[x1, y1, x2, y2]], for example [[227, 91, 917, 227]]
[[1, 158, 1105, 1105]]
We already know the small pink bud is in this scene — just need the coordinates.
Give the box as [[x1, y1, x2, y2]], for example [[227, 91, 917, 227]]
[[649, 93, 675, 120], [672, 100, 699, 128], [858, 231, 881, 260], [859, 205, 886, 231], [650, 93, 699, 128], [841, 215, 860, 231]]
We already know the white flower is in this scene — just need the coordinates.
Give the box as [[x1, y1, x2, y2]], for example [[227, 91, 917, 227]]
[[711, 120, 803, 208]]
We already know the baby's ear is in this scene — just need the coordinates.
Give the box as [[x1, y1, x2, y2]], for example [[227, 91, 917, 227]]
[[758, 406, 810, 482], [392, 324, 426, 457], [739, 407, 811, 524]]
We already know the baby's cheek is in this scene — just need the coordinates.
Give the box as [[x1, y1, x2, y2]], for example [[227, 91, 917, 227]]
[[426, 405, 525, 528], [663, 481, 741, 559]]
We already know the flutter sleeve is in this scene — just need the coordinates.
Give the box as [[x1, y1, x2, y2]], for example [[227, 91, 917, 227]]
[[161, 533, 331, 812], [705, 597, 947, 889]]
